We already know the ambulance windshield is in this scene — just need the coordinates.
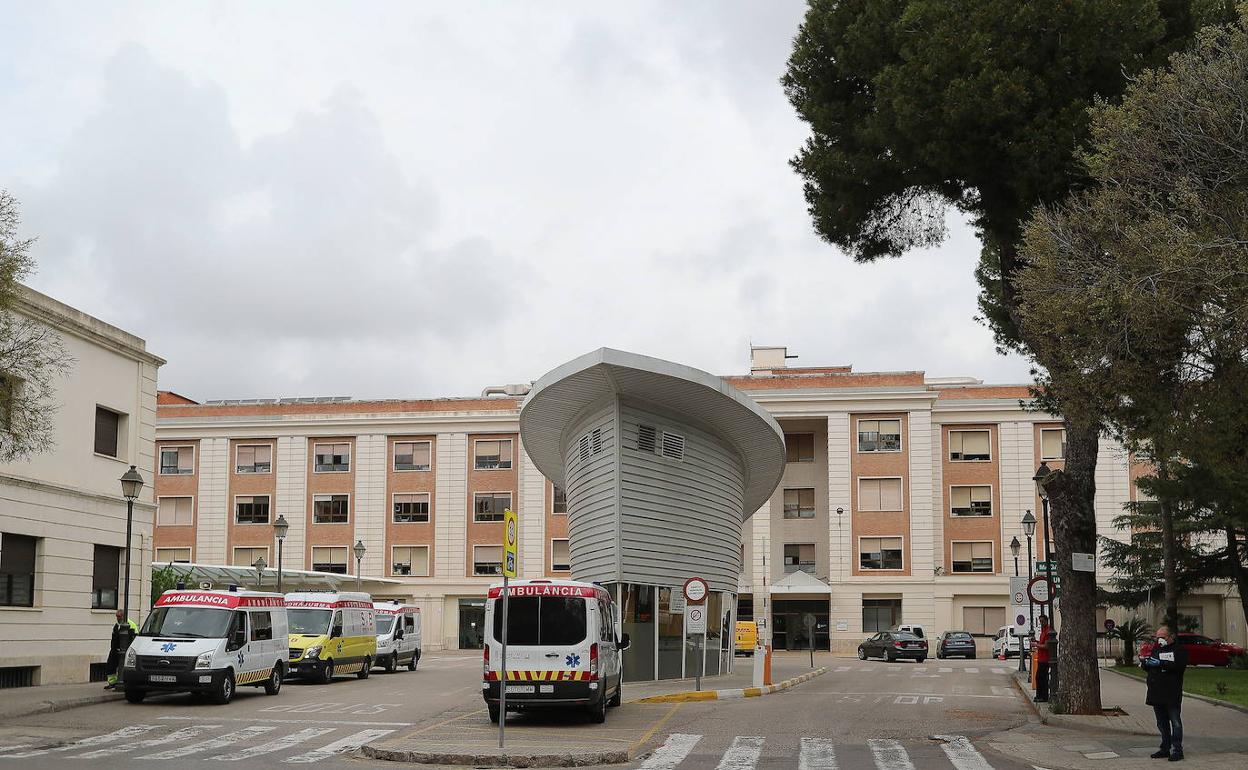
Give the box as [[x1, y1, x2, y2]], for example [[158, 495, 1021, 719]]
[[375, 616, 395, 635], [288, 608, 332, 635], [140, 606, 233, 638]]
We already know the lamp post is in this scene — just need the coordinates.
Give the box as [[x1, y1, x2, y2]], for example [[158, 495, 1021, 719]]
[[1033, 463, 1055, 623], [273, 515, 289, 594], [253, 555, 267, 589], [353, 540, 366, 592], [1023, 510, 1037, 672], [1010, 536, 1021, 577], [119, 466, 145, 625]]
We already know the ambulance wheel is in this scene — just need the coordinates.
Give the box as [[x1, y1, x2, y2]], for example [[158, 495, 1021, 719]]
[[608, 679, 622, 708], [318, 661, 335, 684], [211, 671, 235, 705], [385, 653, 398, 673], [488, 704, 500, 723], [264, 666, 283, 695], [587, 691, 607, 724], [357, 657, 371, 679], [124, 688, 146, 704], [408, 651, 419, 671]]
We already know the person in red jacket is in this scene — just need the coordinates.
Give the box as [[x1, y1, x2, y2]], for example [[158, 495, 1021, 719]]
[[1034, 614, 1052, 702]]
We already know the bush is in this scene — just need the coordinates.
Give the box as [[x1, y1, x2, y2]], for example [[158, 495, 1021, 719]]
[[1215, 681, 1229, 696], [1229, 653, 1248, 670]]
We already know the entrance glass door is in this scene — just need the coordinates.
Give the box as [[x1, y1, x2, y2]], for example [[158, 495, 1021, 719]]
[[458, 598, 486, 649]]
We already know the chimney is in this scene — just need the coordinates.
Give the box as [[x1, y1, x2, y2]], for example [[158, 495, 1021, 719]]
[[750, 346, 794, 373]]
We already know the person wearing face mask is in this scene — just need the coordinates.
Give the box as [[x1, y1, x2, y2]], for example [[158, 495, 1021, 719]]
[[1142, 626, 1188, 762]]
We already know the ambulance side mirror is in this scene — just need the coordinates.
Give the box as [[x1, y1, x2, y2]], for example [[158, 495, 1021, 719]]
[[617, 633, 631, 651]]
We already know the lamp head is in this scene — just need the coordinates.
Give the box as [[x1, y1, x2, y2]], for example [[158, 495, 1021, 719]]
[[120, 465, 145, 500], [1021, 510, 1037, 537], [273, 514, 289, 540], [1033, 462, 1052, 500], [353, 539, 367, 561], [1010, 536, 1021, 558]]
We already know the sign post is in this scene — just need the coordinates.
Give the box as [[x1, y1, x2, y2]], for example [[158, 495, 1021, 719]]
[[498, 508, 519, 749], [683, 577, 709, 692]]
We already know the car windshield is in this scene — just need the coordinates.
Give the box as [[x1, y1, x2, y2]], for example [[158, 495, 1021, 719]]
[[288, 608, 332, 635], [140, 606, 233, 638], [375, 616, 395, 634], [492, 597, 587, 646]]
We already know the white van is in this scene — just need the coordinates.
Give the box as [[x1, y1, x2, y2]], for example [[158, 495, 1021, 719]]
[[992, 625, 1023, 658], [285, 591, 377, 682], [372, 601, 421, 672], [896, 624, 927, 639], [124, 587, 288, 704], [482, 579, 629, 724]]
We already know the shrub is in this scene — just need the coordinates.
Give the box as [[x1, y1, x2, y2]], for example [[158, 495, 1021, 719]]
[[1228, 653, 1248, 670]]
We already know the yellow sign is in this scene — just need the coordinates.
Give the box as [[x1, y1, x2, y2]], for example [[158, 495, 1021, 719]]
[[503, 508, 518, 578]]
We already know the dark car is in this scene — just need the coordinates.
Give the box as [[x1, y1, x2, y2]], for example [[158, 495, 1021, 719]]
[[858, 631, 927, 662], [935, 631, 977, 660], [1140, 633, 1246, 667]]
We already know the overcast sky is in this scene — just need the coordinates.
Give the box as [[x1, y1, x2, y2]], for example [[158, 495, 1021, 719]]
[[3, 0, 1031, 401]]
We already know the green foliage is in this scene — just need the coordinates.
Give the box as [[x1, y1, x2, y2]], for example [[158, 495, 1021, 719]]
[[1106, 616, 1153, 665], [1098, 502, 1223, 610], [1215, 681, 1229, 696], [1229, 653, 1248, 670], [151, 563, 194, 606]]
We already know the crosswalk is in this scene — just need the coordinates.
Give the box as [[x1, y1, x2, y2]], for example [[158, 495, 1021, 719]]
[[637, 733, 1000, 770], [0, 723, 392, 764]]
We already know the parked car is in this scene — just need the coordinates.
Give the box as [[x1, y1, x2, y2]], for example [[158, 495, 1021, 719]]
[[858, 631, 927, 662], [1139, 633, 1246, 667], [991, 625, 1023, 658], [935, 630, 977, 659]]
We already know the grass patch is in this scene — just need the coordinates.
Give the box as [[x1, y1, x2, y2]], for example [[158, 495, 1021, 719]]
[[1114, 665, 1248, 708]]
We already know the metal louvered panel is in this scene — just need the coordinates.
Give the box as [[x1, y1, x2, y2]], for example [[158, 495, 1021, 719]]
[[660, 431, 685, 461], [637, 424, 656, 452]]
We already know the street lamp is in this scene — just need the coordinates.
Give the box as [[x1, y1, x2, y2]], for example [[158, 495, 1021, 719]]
[[353, 540, 367, 591], [1033, 462, 1055, 622], [273, 515, 289, 594], [1010, 536, 1021, 576], [1022, 510, 1037, 666], [119, 466, 145, 624], [253, 555, 267, 589]]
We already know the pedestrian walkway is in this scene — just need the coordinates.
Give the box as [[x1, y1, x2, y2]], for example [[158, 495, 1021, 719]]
[[632, 732, 1005, 770], [0, 681, 121, 721]]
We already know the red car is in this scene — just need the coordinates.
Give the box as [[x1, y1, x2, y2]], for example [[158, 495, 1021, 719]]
[[1140, 633, 1246, 667]]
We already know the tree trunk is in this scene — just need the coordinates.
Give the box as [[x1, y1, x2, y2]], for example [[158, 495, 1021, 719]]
[[1041, 416, 1103, 715], [1156, 458, 1180, 628], [1227, 527, 1248, 636]]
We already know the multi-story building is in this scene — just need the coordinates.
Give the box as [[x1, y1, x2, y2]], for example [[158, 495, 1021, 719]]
[[1, 287, 163, 686], [153, 346, 1245, 655]]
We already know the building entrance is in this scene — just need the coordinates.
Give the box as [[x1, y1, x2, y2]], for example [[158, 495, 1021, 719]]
[[772, 599, 830, 651], [458, 598, 485, 649]]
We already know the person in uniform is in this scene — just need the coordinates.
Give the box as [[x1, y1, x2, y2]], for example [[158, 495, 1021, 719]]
[[1142, 625, 1188, 762], [105, 610, 138, 690]]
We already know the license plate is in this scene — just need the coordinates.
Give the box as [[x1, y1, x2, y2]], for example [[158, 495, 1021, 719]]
[[540, 685, 554, 693], [148, 674, 178, 683], [505, 685, 535, 694]]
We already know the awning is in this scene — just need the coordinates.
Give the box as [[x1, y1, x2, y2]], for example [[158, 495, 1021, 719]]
[[767, 570, 833, 595], [152, 562, 403, 593]]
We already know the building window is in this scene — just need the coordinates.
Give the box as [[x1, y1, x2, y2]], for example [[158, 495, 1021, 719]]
[[1041, 428, 1066, 460], [863, 599, 902, 632], [234, 495, 271, 524], [0, 533, 37, 607], [949, 430, 991, 461], [858, 478, 903, 512], [785, 433, 815, 463], [783, 488, 816, 519], [231, 547, 269, 567], [551, 539, 570, 572], [474, 493, 511, 522], [94, 406, 121, 457], [951, 541, 995, 573], [313, 494, 349, 524], [474, 439, 513, 470], [155, 547, 191, 563], [311, 547, 347, 574], [156, 496, 194, 527], [394, 440, 432, 471], [91, 544, 121, 609], [391, 546, 429, 576], [951, 486, 993, 517], [859, 537, 903, 570], [393, 493, 430, 523], [963, 606, 1007, 636], [857, 418, 901, 453], [236, 444, 273, 474], [783, 543, 816, 574], [313, 442, 351, 472], [473, 545, 503, 576], [552, 485, 567, 514], [159, 446, 194, 475]]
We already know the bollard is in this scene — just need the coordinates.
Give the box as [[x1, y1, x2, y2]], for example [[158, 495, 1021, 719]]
[[752, 644, 765, 687], [764, 644, 773, 686]]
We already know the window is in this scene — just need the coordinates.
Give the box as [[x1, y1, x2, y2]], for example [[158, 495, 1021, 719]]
[[859, 478, 903, 512], [857, 418, 901, 452], [951, 486, 993, 517], [313, 494, 349, 524], [234, 495, 271, 524], [551, 539, 570, 572], [963, 606, 1007, 636], [160, 446, 194, 475], [783, 543, 816, 574], [552, 485, 567, 514], [859, 537, 903, 570], [393, 493, 430, 523], [311, 546, 348, 574], [394, 441, 432, 471], [155, 547, 191, 563], [951, 541, 995, 573], [783, 488, 816, 519], [474, 439, 513, 470], [637, 424, 657, 452], [156, 496, 193, 526], [785, 433, 815, 463], [863, 599, 902, 632], [0, 533, 37, 607], [473, 545, 503, 576], [313, 442, 351, 472], [1041, 428, 1066, 460], [232, 547, 269, 567], [236, 444, 272, 474], [250, 611, 274, 641], [391, 546, 429, 576], [94, 406, 121, 457], [949, 430, 991, 461], [474, 493, 511, 522], [91, 544, 121, 609], [492, 595, 587, 646]]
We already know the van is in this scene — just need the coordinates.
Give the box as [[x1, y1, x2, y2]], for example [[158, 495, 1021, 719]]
[[483, 579, 629, 724], [735, 620, 758, 655], [372, 601, 421, 673], [992, 625, 1023, 658], [285, 591, 377, 682], [123, 587, 288, 705], [896, 624, 927, 639]]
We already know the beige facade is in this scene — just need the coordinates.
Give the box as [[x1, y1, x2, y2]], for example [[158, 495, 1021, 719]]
[[0, 287, 163, 685]]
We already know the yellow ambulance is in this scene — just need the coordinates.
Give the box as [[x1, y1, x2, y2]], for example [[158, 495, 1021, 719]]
[[285, 591, 376, 683]]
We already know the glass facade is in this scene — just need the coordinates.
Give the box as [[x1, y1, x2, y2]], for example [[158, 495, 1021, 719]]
[[612, 582, 734, 681]]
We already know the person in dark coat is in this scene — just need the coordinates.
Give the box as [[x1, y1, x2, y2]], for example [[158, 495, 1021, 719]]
[[1142, 625, 1188, 762], [105, 610, 138, 689]]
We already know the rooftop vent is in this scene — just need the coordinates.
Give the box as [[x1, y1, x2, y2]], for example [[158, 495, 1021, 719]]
[[660, 431, 685, 461], [750, 345, 797, 372], [637, 424, 657, 453]]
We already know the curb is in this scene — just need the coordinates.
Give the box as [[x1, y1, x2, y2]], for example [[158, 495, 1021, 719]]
[[359, 745, 630, 768], [632, 667, 828, 703], [1104, 666, 1248, 716], [0, 692, 123, 722]]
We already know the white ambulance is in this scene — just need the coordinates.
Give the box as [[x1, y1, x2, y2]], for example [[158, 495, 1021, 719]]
[[482, 579, 629, 724], [372, 601, 422, 673], [285, 591, 377, 682], [123, 587, 288, 704]]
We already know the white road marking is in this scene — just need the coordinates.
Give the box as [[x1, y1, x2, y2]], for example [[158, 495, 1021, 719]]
[[210, 727, 336, 761], [939, 667, 953, 673], [991, 668, 1008, 674], [867, 739, 915, 770], [140, 726, 275, 759], [157, 715, 411, 727], [913, 667, 927, 672], [1, 725, 159, 758], [991, 686, 1016, 697], [835, 666, 851, 672], [798, 737, 837, 770], [715, 737, 765, 770], [820, 691, 1010, 699], [0, 747, 33, 754], [934, 735, 994, 770], [72, 726, 221, 759], [282, 728, 394, 763], [965, 668, 979, 674], [860, 667, 875, 672], [638, 734, 702, 770]]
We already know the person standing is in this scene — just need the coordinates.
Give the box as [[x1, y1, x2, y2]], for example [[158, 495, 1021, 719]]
[[105, 610, 138, 690], [1034, 614, 1052, 702], [1142, 625, 1188, 762]]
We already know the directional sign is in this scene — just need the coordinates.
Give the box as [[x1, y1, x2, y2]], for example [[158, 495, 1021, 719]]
[[685, 604, 707, 634], [1028, 575, 1053, 604], [683, 577, 709, 605], [502, 508, 518, 578], [1036, 560, 1056, 574]]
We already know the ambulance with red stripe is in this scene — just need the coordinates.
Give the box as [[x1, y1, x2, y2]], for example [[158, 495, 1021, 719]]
[[482, 579, 629, 723], [285, 591, 376, 682], [123, 587, 288, 705]]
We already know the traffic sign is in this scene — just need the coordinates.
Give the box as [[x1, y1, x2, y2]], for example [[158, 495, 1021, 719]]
[[685, 604, 707, 634], [683, 577, 709, 605], [1028, 576, 1053, 604], [502, 508, 519, 578], [1010, 577, 1028, 607], [1012, 606, 1031, 635], [1036, 560, 1056, 574]]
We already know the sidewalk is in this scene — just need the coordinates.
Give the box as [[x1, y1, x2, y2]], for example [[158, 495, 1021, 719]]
[[0, 681, 121, 722]]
